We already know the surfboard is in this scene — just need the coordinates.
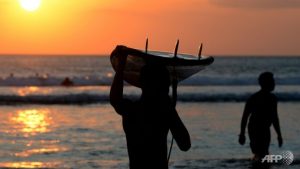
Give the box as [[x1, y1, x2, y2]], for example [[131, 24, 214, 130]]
[[110, 45, 214, 87]]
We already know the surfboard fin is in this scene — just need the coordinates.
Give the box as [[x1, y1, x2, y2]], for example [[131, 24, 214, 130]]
[[198, 43, 203, 60], [145, 38, 149, 54], [174, 39, 179, 59]]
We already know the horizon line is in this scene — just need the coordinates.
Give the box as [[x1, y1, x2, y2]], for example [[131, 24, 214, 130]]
[[0, 53, 108, 57], [0, 53, 299, 57]]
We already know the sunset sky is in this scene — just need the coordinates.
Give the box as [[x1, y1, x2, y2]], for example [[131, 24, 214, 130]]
[[0, 0, 300, 55]]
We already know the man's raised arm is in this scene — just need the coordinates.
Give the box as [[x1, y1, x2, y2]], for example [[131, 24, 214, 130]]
[[110, 53, 127, 114]]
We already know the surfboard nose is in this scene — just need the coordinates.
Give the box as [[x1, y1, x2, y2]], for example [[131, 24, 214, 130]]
[[110, 45, 214, 88]]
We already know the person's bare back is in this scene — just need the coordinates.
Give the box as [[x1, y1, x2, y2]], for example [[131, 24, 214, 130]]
[[110, 55, 191, 169], [239, 72, 283, 160]]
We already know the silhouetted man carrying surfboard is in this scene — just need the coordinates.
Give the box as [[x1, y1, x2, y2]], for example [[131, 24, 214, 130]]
[[110, 52, 191, 169], [239, 72, 283, 161]]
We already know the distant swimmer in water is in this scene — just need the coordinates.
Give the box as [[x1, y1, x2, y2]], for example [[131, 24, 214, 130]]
[[61, 77, 74, 86], [9, 73, 14, 78], [239, 72, 283, 161], [110, 54, 191, 169]]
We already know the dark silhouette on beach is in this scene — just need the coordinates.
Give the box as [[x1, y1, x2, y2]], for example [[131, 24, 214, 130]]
[[239, 72, 283, 161], [110, 54, 191, 169]]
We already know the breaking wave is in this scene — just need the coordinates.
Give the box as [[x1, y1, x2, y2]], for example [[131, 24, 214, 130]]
[[0, 75, 299, 86], [0, 92, 299, 105]]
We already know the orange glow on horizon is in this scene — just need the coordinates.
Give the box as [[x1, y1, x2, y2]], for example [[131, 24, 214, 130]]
[[0, 0, 299, 55]]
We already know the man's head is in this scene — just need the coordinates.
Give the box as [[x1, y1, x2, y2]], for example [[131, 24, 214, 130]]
[[140, 64, 170, 97], [258, 72, 275, 92]]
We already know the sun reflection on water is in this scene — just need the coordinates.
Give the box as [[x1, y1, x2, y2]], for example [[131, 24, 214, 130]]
[[17, 86, 52, 96], [11, 109, 52, 135], [0, 161, 59, 168], [15, 147, 68, 157]]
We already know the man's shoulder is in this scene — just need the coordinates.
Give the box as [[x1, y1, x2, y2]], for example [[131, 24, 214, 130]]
[[247, 91, 263, 104], [270, 93, 278, 101], [248, 92, 259, 101], [248, 91, 277, 102]]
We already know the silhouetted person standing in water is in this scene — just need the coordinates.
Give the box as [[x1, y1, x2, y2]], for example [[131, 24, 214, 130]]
[[110, 54, 191, 169], [239, 72, 283, 161]]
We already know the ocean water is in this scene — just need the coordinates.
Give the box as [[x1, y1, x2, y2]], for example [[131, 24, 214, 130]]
[[0, 55, 299, 103], [0, 56, 299, 87], [0, 55, 299, 168], [0, 103, 299, 169]]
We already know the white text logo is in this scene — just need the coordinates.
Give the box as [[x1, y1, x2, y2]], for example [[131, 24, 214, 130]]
[[261, 151, 294, 165]]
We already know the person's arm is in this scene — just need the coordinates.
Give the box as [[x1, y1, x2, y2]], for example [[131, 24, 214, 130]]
[[272, 100, 283, 147], [239, 99, 251, 145], [110, 53, 127, 115], [170, 77, 190, 151], [171, 79, 178, 108], [170, 109, 191, 151]]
